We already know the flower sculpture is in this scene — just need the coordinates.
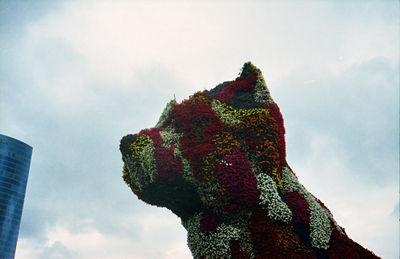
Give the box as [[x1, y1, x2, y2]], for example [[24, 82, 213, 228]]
[[120, 62, 379, 258]]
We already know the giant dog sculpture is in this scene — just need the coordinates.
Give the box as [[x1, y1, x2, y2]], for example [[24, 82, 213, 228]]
[[120, 63, 379, 258]]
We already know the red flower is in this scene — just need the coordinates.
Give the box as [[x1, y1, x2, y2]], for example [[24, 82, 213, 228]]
[[200, 208, 222, 234], [216, 148, 259, 213], [216, 73, 258, 104]]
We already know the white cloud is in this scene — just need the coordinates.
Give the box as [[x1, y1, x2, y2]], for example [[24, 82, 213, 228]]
[[16, 210, 191, 259], [20, 0, 398, 95]]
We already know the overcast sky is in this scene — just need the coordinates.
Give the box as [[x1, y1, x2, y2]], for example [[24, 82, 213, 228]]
[[0, 1, 398, 258]]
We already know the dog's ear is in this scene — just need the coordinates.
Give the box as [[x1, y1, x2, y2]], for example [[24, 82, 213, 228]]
[[156, 99, 177, 128], [239, 61, 263, 79], [209, 62, 275, 109], [240, 61, 275, 105]]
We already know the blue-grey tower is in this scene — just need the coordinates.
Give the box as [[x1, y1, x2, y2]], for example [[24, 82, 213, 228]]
[[0, 134, 32, 259]]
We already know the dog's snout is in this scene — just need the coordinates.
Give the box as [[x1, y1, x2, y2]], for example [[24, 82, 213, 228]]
[[120, 134, 138, 157]]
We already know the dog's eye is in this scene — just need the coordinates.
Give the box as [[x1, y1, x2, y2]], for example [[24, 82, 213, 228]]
[[220, 159, 232, 167]]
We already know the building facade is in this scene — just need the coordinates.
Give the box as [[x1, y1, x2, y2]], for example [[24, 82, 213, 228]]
[[0, 134, 32, 259]]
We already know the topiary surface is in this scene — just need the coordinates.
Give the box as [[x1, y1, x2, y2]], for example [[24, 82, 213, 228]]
[[120, 62, 379, 259]]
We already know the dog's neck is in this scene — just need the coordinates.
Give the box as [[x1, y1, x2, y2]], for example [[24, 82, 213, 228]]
[[180, 165, 347, 258], [182, 210, 255, 258]]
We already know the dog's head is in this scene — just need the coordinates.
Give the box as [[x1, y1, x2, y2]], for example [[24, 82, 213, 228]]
[[120, 62, 380, 258], [120, 62, 287, 220]]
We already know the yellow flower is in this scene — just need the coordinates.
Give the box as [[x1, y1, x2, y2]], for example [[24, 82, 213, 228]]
[[129, 134, 152, 159]]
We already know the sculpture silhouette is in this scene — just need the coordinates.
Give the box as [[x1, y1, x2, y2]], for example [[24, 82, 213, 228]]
[[120, 62, 379, 258]]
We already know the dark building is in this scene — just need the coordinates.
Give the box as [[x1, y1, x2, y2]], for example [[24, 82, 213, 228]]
[[0, 134, 32, 259]]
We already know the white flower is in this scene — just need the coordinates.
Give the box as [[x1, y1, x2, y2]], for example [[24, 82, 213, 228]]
[[256, 173, 292, 223], [183, 212, 255, 259], [281, 166, 334, 250], [160, 126, 182, 148], [254, 75, 274, 104]]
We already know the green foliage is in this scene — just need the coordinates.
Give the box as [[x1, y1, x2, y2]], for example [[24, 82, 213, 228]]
[[141, 178, 202, 220], [239, 62, 262, 79], [156, 99, 178, 128]]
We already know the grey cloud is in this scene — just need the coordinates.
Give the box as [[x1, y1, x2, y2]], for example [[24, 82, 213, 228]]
[[39, 241, 78, 259], [268, 57, 398, 259], [273, 57, 398, 185], [392, 201, 399, 218], [0, 0, 65, 34], [2, 45, 188, 250]]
